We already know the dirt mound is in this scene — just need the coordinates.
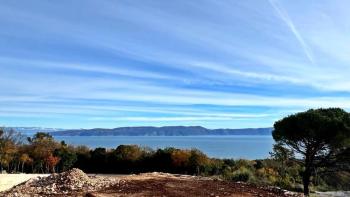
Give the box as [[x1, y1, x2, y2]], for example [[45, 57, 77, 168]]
[[1, 168, 117, 197]]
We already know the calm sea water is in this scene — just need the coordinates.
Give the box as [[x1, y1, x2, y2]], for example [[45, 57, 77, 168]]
[[54, 135, 274, 159]]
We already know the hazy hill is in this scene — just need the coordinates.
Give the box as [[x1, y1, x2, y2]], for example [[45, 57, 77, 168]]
[[4, 127, 65, 136], [51, 126, 272, 136]]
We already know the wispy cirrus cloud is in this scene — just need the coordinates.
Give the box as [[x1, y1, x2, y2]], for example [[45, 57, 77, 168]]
[[268, 0, 315, 64], [1, 0, 350, 128]]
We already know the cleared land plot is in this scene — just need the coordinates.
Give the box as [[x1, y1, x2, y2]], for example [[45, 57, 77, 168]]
[[0, 174, 48, 192]]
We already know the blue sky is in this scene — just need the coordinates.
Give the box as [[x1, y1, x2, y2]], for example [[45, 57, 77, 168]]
[[1, 0, 350, 129]]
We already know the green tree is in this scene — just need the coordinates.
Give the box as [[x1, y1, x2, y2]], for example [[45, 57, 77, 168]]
[[114, 145, 143, 161], [270, 143, 294, 180], [28, 132, 59, 173], [273, 108, 350, 196], [54, 144, 77, 172], [188, 149, 209, 175]]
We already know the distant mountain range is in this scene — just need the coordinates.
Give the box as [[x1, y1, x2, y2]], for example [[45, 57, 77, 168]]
[[50, 126, 273, 136], [4, 127, 65, 136]]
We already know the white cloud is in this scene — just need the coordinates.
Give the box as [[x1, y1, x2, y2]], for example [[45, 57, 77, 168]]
[[2, 0, 350, 128], [268, 0, 315, 64]]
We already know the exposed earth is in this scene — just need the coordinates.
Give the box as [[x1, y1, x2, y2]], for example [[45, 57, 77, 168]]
[[1, 169, 302, 197]]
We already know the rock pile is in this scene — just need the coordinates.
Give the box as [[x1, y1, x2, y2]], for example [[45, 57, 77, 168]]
[[1, 168, 117, 197]]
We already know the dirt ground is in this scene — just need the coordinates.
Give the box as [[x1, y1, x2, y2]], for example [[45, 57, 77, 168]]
[[0, 171, 302, 197], [2, 172, 346, 197], [87, 173, 298, 197]]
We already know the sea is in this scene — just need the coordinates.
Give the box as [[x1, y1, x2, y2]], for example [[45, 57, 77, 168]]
[[53, 135, 274, 159]]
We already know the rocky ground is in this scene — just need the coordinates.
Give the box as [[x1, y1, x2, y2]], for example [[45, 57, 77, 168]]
[[0, 169, 118, 197], [0, 169, 301, 197]]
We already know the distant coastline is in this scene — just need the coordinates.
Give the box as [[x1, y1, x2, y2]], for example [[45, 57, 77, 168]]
[[50, 126, 272, 136]]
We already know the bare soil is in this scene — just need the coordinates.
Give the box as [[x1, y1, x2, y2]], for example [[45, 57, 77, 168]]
[[88, 173, 300, 197], [1, 170, 301, 197]]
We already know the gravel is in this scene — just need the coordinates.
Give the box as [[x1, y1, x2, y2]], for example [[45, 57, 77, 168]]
[[0, 168, 118, 197]]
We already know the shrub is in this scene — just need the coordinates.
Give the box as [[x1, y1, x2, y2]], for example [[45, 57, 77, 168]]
[[230, 167, 253, 182]]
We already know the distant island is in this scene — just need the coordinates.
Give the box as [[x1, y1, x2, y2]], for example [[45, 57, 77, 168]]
[[50, 126, 272, 136], [6, 127, 65, 136]]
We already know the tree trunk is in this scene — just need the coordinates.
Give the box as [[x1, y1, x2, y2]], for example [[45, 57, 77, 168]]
[[40, 163, 44, 173], [303, 167, 311, 196]]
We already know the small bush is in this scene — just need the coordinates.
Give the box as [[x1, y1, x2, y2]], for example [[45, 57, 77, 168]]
[[275, 178, 293, 190], [230, 167, 253, 182]]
